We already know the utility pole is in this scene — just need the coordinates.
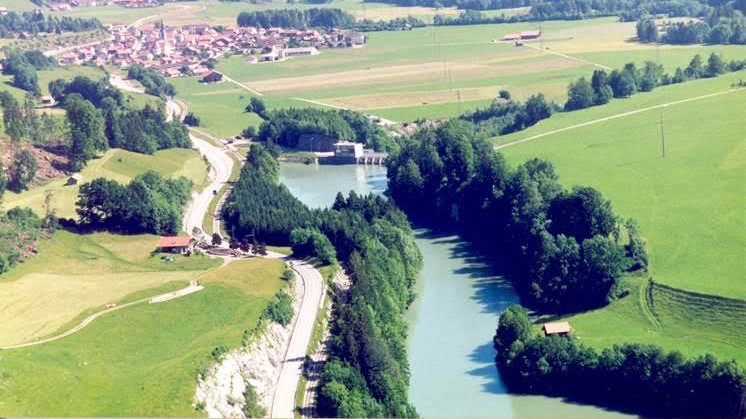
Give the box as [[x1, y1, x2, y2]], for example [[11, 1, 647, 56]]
[[659, 108, 666, 159]]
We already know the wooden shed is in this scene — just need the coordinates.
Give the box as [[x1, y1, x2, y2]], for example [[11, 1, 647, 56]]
[[543, 321, 573, 337]]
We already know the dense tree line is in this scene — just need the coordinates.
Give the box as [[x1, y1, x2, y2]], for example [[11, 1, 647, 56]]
[[237, 8, 424, 31], [76, 171, 192, 235], [458, 93, 554, 138], [0, 11, 101, 38], [1, 48, 56, 94], [494, 305, 746, 418], [387, 120, 647, 311], [127, 65, 177, 98], [0, 92, 45, 191], [562, 52, 741, 113], [52, 76, 190, 169], [255, 107, 396, 152], [0, 207, 43, 275], [423, 0, 711, 21], [223, 144, 421, 416], [637, 2, 746, 45], [237, 8, 356, 29]]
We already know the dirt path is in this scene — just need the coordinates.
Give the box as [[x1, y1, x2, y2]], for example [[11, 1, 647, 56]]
[[223, 74, 264, 97], [0, 283, 204, 350], [495, 88, 744, 150], [522, 42, 613, 70]]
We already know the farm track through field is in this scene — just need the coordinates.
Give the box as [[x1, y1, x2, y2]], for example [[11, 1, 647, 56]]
[[495, 87, 745, 150], [0, 282, 206, 350], [522, 42, 613, 70], [640, 279, 662, 332]]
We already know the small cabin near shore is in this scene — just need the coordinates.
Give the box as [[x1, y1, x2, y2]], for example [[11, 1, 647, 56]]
[[543, 321, 573, 337], [66, 174, 82, 186], [157, 236, 194, 254]]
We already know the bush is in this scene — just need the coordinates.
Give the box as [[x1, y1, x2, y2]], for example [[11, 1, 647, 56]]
[[184, 112, 200, 126], [263, 292, 294, 326]]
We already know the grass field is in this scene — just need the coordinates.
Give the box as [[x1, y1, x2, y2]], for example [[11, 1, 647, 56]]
[[0, 230, 221, 347], [499, 72, 746, 365], [554, 277, 746, 366], [0, 257, 284, 416], [2, 147, 208, 219], [167, 16, 746, 138], [500, 73, 745, 299]]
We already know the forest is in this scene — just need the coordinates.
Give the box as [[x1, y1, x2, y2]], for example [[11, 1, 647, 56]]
[[637, 13, 746, 45], [494, 305, 745, 418], [0, 207, 44, 275], [562, 52, 745, 112], [49, 76, 191, 169], [127, 65, 177, 98], [255, 108, 396, 152], [223, 145, 420, 417], [0, 11, 101, 38], [1, 48, 57, 94], [236, 8, 424, 31], [387, 120, 647, 312], [431, 0, 746, 31], [75, 171, 192, 235]]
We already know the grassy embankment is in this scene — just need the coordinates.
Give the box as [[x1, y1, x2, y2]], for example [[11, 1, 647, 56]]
[[0, 256, 284, 416], [500, 72, 746, 365], [2, 147, 208, 219]]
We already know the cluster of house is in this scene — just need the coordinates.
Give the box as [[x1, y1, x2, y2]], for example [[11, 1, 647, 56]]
[[57, 23, 366, 78], [49, 0, 160, 12]]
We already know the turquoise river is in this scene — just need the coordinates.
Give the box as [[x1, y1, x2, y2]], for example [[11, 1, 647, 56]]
[[279, 163, 635, 419]]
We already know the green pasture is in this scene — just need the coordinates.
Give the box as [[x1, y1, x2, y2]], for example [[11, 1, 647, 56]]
[[208, 17, 746, 122], [0, 230, 220, 347], [554, 277, 746, 366], [500, 74, 746, 299], [2, 147, 208, 219], [0, 257, 284, 416]]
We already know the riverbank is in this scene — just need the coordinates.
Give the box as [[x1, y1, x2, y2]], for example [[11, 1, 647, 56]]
[[279, 162, 635, 419]]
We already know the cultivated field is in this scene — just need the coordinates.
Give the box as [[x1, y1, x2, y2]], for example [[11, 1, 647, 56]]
[[501, 73, 746, 364], [2, 147, 208, 219], [170, 17, 746, 138], [0, 257, 284, 416]]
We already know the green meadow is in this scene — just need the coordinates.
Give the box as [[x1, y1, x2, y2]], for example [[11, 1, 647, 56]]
[[170, 16, 746, 135], [501, 73, 745, 365], [2, 147, 208, 219], [0, 257, 284, 416], [500, 73, 745, 299]]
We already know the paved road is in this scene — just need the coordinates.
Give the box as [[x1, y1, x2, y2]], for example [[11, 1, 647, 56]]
[[271, 260, 325, 419], [495, 88, 744, 150]]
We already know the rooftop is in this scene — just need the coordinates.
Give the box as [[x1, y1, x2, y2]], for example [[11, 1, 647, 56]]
[[543, 321, 572, 335], [157, 236, 192, 248]]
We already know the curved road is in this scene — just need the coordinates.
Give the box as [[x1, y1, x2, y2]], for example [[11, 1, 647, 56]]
[[157, 85, 325, 417], [271, 260, 326, 419]]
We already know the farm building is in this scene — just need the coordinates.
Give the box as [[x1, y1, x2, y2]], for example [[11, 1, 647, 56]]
[[520, 30, 542, 39], [157, 236, 194, 254], [543, 321, 573, 337], [40, 95, 55, 105], [502, 33, 521, 41], [283, 47, 319, 57], [201, 71, 223, 83]]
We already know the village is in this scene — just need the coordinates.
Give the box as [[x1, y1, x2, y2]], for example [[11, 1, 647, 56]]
[[58, 22, 366, 78]]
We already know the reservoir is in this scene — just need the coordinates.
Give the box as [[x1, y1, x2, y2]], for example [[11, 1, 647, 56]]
[[280, 163, 634, 419]]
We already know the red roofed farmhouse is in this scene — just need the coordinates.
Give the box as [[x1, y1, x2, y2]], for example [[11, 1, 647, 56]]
[[157, 236, 194, 254]]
